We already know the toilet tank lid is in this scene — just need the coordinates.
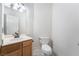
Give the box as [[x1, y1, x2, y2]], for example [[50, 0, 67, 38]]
[[39, 37, 50, 44], [39, 37, 49, 39]]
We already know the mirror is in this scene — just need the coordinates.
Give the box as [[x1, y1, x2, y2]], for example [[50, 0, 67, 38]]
[[3, 3, 27, 35], [4, 14, 19, 35], [2, 3, 34, 39]]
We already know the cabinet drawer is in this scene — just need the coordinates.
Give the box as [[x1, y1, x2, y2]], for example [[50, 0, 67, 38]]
[[1, 42, 22, 55], [23, 40, 32, 47], [4, 49, 22, 56]]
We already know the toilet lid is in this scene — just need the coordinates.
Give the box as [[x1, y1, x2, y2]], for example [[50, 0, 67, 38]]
[[42, 44, 52, 52]]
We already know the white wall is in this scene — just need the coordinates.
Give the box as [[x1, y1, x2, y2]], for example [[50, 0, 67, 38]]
[[52, 3, 79, 56], [24, 3, 34, 36], [0, 3, 2, 45], [33, 3, 52, 40], [19, 11, 27, 34]]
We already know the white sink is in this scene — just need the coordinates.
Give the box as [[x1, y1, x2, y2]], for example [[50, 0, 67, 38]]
[[2, 34, 32, 46], [3, 36, 14, 44]]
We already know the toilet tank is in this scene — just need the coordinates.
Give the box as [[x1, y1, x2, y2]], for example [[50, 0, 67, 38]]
[[39, 37, 49, 44]]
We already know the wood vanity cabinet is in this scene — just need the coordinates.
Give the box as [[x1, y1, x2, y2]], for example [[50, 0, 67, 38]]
[[0, 39, 32, 56], [0, 46, 1, 56], [1, 42, 22, 56], [23, 40, 32, 56], [3, 49, 22, 56]]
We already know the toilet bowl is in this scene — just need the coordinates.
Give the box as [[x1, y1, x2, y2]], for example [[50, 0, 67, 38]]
[[39, 37, 52, 56], [42, 44, 52, 56]]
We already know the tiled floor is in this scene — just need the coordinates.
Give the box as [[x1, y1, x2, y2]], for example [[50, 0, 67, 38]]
[[32, 39, 44, 56]]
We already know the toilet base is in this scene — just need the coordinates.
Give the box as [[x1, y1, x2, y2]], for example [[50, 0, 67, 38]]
[[41, 49, 52, 56]]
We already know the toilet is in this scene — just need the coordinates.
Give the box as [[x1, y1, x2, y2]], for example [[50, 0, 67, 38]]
[[39, 37, 52, 56]]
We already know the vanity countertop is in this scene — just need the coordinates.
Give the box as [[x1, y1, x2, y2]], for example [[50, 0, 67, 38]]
[[2, 35, 32, 46]]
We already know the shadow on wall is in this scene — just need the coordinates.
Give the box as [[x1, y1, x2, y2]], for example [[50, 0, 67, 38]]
[[50, 39, 58, 56], [52, 51, 58, 56]]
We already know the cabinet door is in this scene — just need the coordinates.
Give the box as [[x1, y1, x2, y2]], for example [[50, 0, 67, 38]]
[[4, 49, 22, 56], [23, 46, 32, 56], [0, 47, 1, 56]]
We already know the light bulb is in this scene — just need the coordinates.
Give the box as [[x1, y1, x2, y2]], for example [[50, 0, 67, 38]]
[[19, 9, 23, 12], [13, 6, 17, 10], [13, 3, 19, 10], [21, 6, 26, 10]]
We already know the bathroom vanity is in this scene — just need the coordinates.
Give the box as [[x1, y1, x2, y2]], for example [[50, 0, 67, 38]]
[[0, 4, 33, 56], [0, 35, 32, 56]]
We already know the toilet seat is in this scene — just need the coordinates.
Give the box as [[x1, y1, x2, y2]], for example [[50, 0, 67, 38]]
[[42, 44, 52, 55]]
